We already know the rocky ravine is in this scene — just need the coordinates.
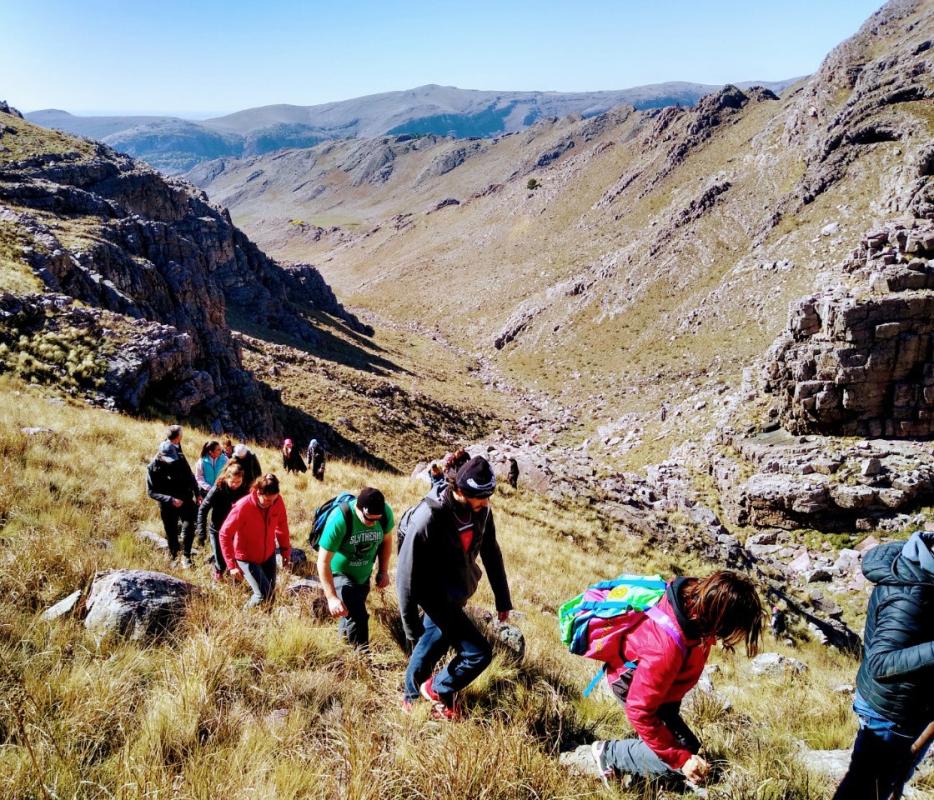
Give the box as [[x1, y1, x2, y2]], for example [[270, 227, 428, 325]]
[[0, 103, 367, 438]]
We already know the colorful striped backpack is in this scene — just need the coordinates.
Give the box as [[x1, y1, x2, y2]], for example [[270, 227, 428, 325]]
[[559, 574, 686, 696]]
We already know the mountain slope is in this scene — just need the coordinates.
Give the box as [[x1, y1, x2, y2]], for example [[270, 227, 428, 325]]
[[26, 80, 801, 173], [195, 0, 934, 471]]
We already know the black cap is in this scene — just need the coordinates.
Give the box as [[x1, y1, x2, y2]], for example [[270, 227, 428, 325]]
[[456, 455, 497, 498], [357, 487, 385, 517]]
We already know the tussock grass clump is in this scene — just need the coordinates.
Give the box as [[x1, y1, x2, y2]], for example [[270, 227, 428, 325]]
[[0, 375, 863, 798]]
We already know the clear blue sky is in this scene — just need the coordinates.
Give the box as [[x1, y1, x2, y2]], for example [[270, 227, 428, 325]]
[[2, 0, 884, 116]]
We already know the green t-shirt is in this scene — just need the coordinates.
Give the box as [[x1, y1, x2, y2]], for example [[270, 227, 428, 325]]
[[319, 498, 395, 584]]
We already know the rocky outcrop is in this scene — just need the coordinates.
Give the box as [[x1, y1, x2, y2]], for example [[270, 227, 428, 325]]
[[765, 220, 934, 438], [712, 429, 934, 531], [0, 108, 364, 437]]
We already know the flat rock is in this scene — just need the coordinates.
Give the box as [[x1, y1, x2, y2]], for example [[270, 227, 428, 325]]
[[84, 569, 195, 641], [21, 426, 55, 436], [798, 747, 851, 781], [136, 529, 169, 550], [750, 652, 808, 677], [41, 589, 82, 621]]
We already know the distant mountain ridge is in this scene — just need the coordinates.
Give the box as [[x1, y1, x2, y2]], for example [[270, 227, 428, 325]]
[[26, 80, 802, 173]]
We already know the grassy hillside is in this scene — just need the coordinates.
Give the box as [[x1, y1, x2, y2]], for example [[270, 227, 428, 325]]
[[0, 373, 901, 800]]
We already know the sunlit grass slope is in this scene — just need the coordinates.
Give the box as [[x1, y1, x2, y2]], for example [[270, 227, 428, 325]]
[[0, 375, 871, 799]]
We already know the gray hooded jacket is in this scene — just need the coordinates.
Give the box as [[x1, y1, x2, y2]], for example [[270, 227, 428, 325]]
[[396, 484, 512, 642], [856, 532, 934, 726]]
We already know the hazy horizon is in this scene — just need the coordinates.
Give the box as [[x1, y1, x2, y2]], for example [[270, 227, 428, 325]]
[[3, 0, 882, 114]]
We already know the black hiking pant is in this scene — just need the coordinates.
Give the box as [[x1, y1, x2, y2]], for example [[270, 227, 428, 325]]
[[160, 500, 196, 558]]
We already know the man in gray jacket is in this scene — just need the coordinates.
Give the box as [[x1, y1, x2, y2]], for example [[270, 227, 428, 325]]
[[834, 531, 934, 799], [396, 455, 512, 720]]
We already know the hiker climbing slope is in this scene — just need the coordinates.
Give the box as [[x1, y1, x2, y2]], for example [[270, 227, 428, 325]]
[[833, 531, 934, 800], [146, 424, 199, 568], [584, 572, 763, 788], [396, 455, 512, 720], [316, 487, 394, 649]]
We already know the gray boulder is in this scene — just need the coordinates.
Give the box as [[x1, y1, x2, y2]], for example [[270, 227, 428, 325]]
[[467, 606, 526, 662], [84, 569, 195, 641]]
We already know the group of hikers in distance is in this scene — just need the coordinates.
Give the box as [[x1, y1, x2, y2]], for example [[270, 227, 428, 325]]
[[145, 424, 933, 799]]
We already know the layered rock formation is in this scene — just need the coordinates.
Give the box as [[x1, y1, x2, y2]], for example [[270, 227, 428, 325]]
[[766, 220, 934, 437]]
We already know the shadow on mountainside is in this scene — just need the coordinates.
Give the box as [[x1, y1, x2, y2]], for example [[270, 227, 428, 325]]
[[228, 305, 414, 378]]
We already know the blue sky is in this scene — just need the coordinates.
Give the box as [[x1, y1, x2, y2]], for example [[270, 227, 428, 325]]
[[2, 0, 884, 116]]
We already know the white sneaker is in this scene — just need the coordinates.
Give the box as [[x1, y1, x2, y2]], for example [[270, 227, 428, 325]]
[[591, 741, 614, 787]]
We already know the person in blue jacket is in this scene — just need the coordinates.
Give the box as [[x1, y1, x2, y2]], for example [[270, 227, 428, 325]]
[[833, 531, 934, 799]]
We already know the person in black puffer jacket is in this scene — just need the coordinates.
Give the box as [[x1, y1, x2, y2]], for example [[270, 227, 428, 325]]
[[195, 461, 248, 581], [833, 531, 934, 800], [146, 425, 199, 567]]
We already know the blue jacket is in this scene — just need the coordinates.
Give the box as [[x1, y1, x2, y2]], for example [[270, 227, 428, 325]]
[[855, 532, 934, 726]]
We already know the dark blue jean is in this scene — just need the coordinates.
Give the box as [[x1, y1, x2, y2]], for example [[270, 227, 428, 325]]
[[403, 606, 493, 702], [833, 691, 932, 800], [333, 573, 371, 648]]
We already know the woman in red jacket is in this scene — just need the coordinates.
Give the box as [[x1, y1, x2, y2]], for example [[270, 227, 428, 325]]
[[592, 571, 763, 789], [219, 473, 292, 607]]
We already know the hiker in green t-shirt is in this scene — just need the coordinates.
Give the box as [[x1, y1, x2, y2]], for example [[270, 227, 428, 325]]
[[317, 487, 395, 649]]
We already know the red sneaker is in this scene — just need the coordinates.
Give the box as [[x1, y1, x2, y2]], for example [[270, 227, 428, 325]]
[[420, 678, 462, 721], [429, 701, 462, 721], [419, 677, 440, 703]]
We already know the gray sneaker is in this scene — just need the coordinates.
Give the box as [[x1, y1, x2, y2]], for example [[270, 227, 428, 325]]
[[181, 555, 193, 569]]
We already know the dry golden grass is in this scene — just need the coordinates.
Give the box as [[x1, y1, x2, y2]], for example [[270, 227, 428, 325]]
[[0, 375, 875, 799]]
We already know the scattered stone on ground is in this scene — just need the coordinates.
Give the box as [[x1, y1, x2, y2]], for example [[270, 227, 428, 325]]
[[750, 652, 809, 677], [136, 529, 169, 549]]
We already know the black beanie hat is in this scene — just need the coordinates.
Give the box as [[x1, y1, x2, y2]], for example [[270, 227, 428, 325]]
[[456, 455, 497, 498], [357, 487, 385, 517]]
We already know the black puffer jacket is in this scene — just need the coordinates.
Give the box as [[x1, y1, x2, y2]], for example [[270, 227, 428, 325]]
[[146, 444, 198, 506], [855, 532, 934, 726], [196, 481, 248, 540]]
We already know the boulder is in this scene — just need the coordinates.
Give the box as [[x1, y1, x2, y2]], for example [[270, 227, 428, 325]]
[[84, 569, 195, 641], [284, 577, 329, 621], [467, 606, 526, 662], [750, 652, 808, 677]]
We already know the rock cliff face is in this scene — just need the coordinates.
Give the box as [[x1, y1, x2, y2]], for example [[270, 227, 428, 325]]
[[766, 218, 934, 438], [0, 106, 364, 438]]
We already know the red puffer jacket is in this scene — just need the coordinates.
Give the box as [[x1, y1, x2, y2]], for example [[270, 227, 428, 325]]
[[219, 490, 291, 569], [617, 584, 711, 769]]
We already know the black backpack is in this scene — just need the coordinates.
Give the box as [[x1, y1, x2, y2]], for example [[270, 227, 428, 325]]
[[308, 492, 388, 550]]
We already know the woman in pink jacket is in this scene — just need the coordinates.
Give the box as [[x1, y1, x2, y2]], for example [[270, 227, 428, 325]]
[[219, 473, 292, 607], [591, 571, 763, 789]]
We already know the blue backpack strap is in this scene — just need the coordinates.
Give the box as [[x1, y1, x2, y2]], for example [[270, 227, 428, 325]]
[[591, 577, 667, 591], [583, 665, 606, 698], [339, 500, 354, 544]]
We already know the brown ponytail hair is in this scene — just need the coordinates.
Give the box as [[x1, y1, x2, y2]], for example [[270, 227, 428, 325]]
[[682, 571, 763, 656]]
